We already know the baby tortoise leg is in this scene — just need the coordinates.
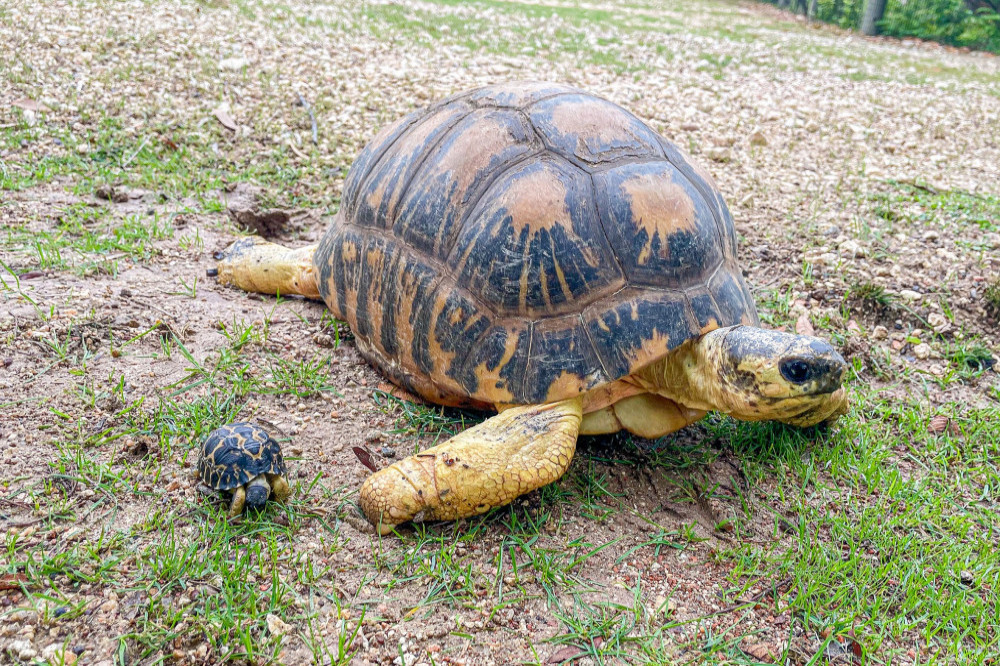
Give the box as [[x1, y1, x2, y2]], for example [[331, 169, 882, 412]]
[[228, 486, 247, 517], [359, 397, 583, 535], [268, 474, 292, 502], [211, 237, 320, 299]]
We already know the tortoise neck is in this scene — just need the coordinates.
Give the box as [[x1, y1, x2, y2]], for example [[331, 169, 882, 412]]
[[637, 328, 734, 413]]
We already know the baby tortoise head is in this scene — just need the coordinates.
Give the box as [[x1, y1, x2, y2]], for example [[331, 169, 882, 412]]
[[245, 481, 271, 510], [701, 325, 849, 427]]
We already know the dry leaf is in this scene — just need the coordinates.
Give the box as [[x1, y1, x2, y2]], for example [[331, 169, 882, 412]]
[[12, 98, 49, 112], [546, 646, 583, 663], [795, 313, 814, 336], [0, 573, 29, 590], [352, 446, 379, 473], [846, 319, 861, 334], [928, 414, 950, 434], [214, 106, 237, 131], [743, 640, 778, 662]]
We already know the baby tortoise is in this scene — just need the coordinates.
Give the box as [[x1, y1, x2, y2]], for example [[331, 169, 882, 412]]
[[212, 81, 849, 534], [198, 422, 292, 516]]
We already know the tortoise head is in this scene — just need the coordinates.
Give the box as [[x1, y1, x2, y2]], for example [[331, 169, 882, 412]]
[[244, 476, 272, 511], [699, 326, 849, 427]]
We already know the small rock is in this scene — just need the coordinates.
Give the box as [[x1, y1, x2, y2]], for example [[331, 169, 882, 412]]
[[266, 613, 293, 637], [795, 313, 814, 336], [312, 332, 334, 348], [95, 185, 129, 203], [380, 446, 396, 458], [872, 325, 889, 340], [927, 312, 950, 333], [913, 343, 932, 360], [899, 289, 922, 303], [42, 643, 69, 662], [838, 239, 866, 257], [680, 123, 699, 132], [748, 129, 767, 146], [9, 640, 36, 661], [704, 146, 731, 162], [960, 570, 974, 586], [218, 57, 249, 71], [922, 230, 940, 242]]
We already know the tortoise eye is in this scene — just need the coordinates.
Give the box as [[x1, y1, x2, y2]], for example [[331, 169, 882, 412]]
[[780, 359, 812, 384]]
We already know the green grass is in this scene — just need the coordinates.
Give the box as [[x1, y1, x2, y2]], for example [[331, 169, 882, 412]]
[[985, 277, 1000, 313], [0, 116, 335, 212], [710, 397, 1000, 663], [870, 179, 1000, 235], [3, 0, 999, 663]]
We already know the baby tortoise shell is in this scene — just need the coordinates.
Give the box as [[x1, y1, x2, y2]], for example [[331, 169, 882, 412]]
[[198, 422, 286, 491], [314, 81, 759, 409]]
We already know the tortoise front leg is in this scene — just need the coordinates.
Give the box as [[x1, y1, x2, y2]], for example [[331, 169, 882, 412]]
[[228, 486, 247, 517], [359, 397, 583, 535], [268, 474, 292, 502], [212, 237, 320, 299]]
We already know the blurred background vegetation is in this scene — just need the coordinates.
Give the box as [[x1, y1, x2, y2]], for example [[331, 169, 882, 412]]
[[764, 0, 1000, 53]]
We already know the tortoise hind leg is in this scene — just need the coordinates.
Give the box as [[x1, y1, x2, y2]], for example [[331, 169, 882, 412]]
[[212, 237, 320, 299], [359, 397, 583, 535]]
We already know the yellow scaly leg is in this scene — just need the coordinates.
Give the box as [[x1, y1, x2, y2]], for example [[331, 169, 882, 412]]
[[212, 237, 320, 299], [359, 397, 583, 535]]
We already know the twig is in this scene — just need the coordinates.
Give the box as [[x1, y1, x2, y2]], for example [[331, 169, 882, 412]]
[[297, 91, 318, 145], [121, 136, 151, 169]]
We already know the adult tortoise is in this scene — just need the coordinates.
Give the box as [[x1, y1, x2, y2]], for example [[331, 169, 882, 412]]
[[213, 81, 849, 534]]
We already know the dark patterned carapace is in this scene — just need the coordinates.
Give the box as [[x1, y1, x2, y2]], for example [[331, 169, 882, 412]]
[[198, 422, 286, 490], [315, 82, 758, 408]]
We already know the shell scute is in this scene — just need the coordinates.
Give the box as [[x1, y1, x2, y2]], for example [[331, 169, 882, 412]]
[[523, 318, 608, 404], [466, 81, 579, 108], [394, 108, 540, 258], [594, 161, 724, 287], [583, 291, 694, 380], [528, 94, 665, 166], [659, 138, 739, 260], [350, 102, 472, 230], [457, 321, 532, 405], [709, 271, 759, 327], [448, 156, 624, 317]]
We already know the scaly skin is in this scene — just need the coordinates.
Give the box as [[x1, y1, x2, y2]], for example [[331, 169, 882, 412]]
[[213, 237, 320, 299], [228, 486, 247, 517], [269, 474, 292, 502], [641, 325, 849, 427], [359, 398, 583, 535]]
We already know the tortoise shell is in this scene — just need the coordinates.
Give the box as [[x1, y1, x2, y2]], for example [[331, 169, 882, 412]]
[[315, 81, 759, 408], [198, 422, 286, 491]]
